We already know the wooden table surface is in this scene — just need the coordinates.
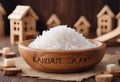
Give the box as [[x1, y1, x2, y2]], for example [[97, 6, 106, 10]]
[[0, 37, 120, 82]]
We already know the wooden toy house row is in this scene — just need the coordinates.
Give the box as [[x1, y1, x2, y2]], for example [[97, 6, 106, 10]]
[[74, 5, 117, 37], [75, 5, 120, 38], [47, 5, 120, 39], [46, 5, 116, 38], [46, 14, 91, 37], [7, 5, 120, 44]]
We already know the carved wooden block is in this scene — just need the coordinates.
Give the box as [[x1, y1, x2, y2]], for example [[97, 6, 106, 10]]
[[4, 58, 16, 67], [2, 47, 16, 58], [97, 5, 115, 37], [46, 14, 61, 29], [2, 47, 10, 54], [106, 64, 117, 72], [8, 5, 39, 44], [4, 67, 22, 76], [74, 16, 91, 37], [95, 74, 113, 82]]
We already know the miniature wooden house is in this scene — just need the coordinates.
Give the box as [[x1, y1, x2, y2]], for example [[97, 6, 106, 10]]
[[74, 16, 91, 37], [96, 5, 115, 36], [0, 3, 6, 37], [8, 5, 39, 44], [46, 14, 61, 29]]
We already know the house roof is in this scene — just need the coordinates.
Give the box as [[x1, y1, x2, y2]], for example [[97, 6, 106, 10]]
[[116, 12, 120, 19], [46, 14, 61, 25], [0, 3, 6, 15], [8, 5, 38, 20], [74, 16, 91, 28], [97, 5, 115, 18]]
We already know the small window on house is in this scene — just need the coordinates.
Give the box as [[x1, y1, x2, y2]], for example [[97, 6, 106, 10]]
[[104, 11, 108, 14], [14, 27, 16, 31], [14, 22, 16, 25], [14, 35, 19, 42], [101, 25, 103, 29], [105, 25, 107, 30], [24, 27, 27, 32], [80, 29, 83, 32], [105, 20, 107, 22]]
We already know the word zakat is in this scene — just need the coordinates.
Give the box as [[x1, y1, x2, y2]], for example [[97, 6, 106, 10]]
[[33, 56, 91, 64], [33, 57, 62, 64]]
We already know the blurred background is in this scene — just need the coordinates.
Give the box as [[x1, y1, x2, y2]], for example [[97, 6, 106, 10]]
[[0, 0, 120, 38]]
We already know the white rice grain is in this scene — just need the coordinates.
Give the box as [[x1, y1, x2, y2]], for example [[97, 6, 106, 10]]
[[28, 25, 96, 50]]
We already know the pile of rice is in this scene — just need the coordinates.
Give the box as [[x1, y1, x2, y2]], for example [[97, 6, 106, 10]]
[[28, 25, 96, 50]]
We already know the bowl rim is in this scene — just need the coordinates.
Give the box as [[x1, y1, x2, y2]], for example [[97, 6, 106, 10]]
[[19, 39, 106, 52]]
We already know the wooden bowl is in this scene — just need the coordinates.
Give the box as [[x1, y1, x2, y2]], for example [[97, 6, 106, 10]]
[[18, 39, 106, 73]]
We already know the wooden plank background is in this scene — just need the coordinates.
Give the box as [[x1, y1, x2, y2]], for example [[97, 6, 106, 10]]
[[0, 0, 120, 38]]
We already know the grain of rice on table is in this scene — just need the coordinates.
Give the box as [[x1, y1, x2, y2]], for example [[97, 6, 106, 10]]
[[28, 25, 96, 50]]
